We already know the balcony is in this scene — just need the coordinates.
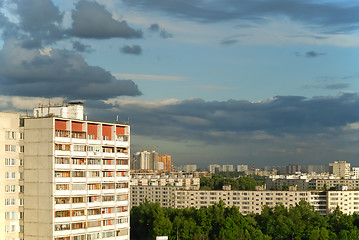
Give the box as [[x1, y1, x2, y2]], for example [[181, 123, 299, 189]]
[[53, 230, 71, 237], [55, 150, 70, 156], [54, 216, 71, 223], [115, 188, 129, 194], [54, 190, 71, 196], [88, 151, 102, 158], [54, 204, 70, 210], [72, 177, 87, 183]]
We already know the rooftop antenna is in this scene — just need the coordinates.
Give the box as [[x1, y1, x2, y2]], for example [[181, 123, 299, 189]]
[[116, 115, 119, 122]]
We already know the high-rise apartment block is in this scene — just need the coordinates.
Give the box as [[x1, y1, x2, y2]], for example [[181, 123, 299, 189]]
[[209, 164, 221, 174], [1, 103, 131, 240], [329, 161, 351, 178], [1, 112, 24, 240], [222, 165, 234, 172], [158, 154, 173, 172], [133, 151, 159, 171]]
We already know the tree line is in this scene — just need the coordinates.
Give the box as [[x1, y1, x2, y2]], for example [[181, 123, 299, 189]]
[[131, 200, 359, 240]]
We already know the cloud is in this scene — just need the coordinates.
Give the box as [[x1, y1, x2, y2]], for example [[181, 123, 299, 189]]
[[89, 93, 359, 141], [148, 23, 173, 38], [0, 39, 142, 100], [221, 39, 238, 45], [120, 45, 142, 55], [149, 23, 160, 32], [14, 0, 64, 47], [72, 41, 92, 52], [305, 51, 326, 58], [113, 73, 187, 81], [81, 93, 359, 165], [302, 82, 349, 90], [68, 0, 142, 39], [324, 83, 349, 90], [123, 0, 359, 33]]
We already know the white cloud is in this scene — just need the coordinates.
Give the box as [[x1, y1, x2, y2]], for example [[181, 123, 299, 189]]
[[113, 73, 188, 81]]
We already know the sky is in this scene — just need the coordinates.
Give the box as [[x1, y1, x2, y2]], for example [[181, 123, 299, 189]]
[[0, 0, 359, 168]]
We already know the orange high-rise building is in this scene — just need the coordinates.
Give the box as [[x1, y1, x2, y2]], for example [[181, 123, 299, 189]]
[[158, 154, 173, 172]]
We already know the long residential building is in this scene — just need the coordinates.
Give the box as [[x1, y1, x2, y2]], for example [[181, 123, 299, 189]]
[[1, 103, 131, 240], [130, 174, 359, 216], [174, 189, 359, 216]]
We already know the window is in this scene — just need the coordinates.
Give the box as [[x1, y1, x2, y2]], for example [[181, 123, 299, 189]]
[[19, 159, 23, 166], [72, 184, 86, 191], [55, 223, 70, 231], [88, 145, 101, 152], [5, 172, 16, 179], [72, 235, 85, 240], [19, 132, 24, 140], [88, 208, 101, 215], [19, 199, 24, 206], [5, 145, 16, 152], [55, 171, 70, 178], [19, 212, 24, 219], [55, 157, 69, 164], [72, 145, 86, 152], [5, 199, 15, 206], [5, 212, 16, 219], [19, 185, 24, 193], [55, 197, 70, 204], [86, 232, 100, 240], [72, 210, 85, 216], [19, 146, 24, 153], [72, 171, 86, 177], [102, 195, 115, 202], [5, 131, 16, 139], [55, 210, 70, 218], [72, 158, 86, 165], [56, 184, 69, 190], [5, 224, 16, 233], [5, 158, 16, 166], [72, 197, 86, 203], [5, 185, 16, 193], [20, 172, 24, 179]]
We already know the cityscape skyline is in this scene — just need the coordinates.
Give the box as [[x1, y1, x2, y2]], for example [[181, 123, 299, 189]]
[[0, 0, 359, 167]]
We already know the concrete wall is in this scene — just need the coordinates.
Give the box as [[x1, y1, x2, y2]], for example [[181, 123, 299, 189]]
[[24, 117, 54, 240]]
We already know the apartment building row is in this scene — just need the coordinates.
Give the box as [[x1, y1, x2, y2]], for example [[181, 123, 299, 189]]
[[131, 182, 359, 216], [1, 104, 131, 240], [266, 177, 359, 190]]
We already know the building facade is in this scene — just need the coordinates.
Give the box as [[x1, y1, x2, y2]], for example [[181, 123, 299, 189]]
[[0, 112, 24, 240], [174, 190, 359, 216], [329, 161, 351, 178], [158, 154, 173, 172], [1, 104, 131, 240], [133, 151, 159, 172]]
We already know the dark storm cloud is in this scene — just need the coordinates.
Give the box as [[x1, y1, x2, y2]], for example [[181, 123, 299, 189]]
[[123, 0, 359, 33], [305, 51, 326, 58], [14, 0, 64, 47], [72, 41, 92, 52], [68, 0, 142, 39], [121, 45, 142, 55], [88, 93, 359, 143], [0, 39, 141, 100]]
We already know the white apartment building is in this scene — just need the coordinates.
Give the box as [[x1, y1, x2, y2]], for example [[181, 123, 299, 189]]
[[130, 175, 200, 208], [0, 112, 24, 240], [329, 161, 351, 178], [222, 165, 234, 172], [174, 190, 359, 216], [1, 103, 131, 240]]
